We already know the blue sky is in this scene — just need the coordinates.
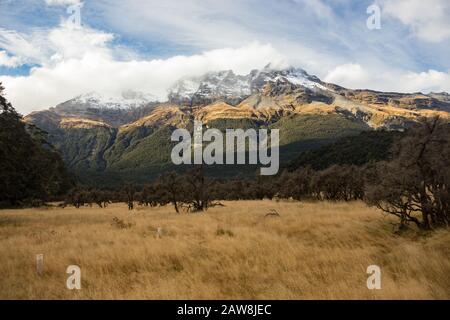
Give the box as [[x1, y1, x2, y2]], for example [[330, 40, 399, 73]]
[[1, 0, 450, 114]]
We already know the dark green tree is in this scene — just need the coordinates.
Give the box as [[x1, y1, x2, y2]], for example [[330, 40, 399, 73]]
[[0, 83, 72, 207]]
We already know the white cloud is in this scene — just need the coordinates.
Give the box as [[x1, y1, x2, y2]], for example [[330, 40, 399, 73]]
[[46, 22, 115, 62], [0, 28, 47, 65], [382, 0, 450, 42], [0, 24, 287, 114], [1, 1, 450, 115], [94, 0, 342, 68], [401, 69, 450, 93], [325, 63, 450, 93], [324, 63, 371, 87], [0, 50, 23, 67], [45, 0, 80, 6]]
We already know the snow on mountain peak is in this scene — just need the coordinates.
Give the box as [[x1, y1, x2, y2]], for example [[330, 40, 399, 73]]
[[252, 67, 327, 91], [58, 67, 328, 109], [168, 67, 328, 102], [70, 90, 157, 109], [169, 70, 252, 101]]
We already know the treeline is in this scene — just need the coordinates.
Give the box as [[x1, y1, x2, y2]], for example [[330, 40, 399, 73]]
[[62, 165, 374, 212], [64, 117, 450, 231], [0, 83, 72, 207], [2, 81, 448, 230]]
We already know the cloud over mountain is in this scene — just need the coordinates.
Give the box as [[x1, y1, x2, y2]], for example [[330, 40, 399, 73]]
[[1, 0, 450, 114], [0, 22, 286, 113]]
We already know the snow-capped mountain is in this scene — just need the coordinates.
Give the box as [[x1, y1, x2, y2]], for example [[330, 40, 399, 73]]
[[51, 67, 328, 111], [37, 90, 159, 128], [250, 67, 328, 91], [24, 65, 450, 179], [168, 70, 252, 104], [67, 90, 157, 110], [168, 66, 328, 104], [29, 66, 450, 130], [43, 66, 450, 115]]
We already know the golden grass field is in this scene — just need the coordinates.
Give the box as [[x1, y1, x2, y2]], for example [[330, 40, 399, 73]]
[[0, 200, 449, 300]]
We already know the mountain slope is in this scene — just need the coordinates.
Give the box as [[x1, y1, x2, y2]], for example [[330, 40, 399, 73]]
[[24, 67, 450, 184], [288, 130, 402, 171]]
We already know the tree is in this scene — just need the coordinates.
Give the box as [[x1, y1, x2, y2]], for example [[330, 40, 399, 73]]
[[365, 118, 450, 230], [179, 167, 217, 212], [0, 83, 72, 207], [138, 184, 159, 207], [157, 171, 182, 213], [122, 183, 136, 210], [66, 187, 85, 208], [279, 166, 315, 200], [311, 165, 364, 201]]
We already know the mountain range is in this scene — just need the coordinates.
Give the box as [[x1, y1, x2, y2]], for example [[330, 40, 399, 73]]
[[24, 66, 450, 185]]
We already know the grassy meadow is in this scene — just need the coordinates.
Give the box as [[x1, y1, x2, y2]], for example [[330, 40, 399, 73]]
[[0, 200, 449, 300]]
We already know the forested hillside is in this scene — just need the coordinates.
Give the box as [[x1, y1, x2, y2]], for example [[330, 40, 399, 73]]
[[0, 83, 72, 207], [288, 130, 402, 171]]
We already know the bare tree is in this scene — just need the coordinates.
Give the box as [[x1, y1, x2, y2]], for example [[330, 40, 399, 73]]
[[365, 117, 450, 230], [122, 183, 135, 210], [157, 171, 182, 213], [179, 167, 217, 213]]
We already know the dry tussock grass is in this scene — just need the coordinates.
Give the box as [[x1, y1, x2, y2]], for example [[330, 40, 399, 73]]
[[0, 200, 448, 300]]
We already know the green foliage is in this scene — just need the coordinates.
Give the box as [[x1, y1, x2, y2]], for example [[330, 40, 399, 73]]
[[271, 114, 369, 146], [31, 112, 373, 186], [271, 114, 370, 163], [107, 126, 176, 170], [207, 118, 265, 131], [289, 130, 402, 170], [0, 83, 72, 207], [53, 126, 115, 170], [104, 125, 154, 165]]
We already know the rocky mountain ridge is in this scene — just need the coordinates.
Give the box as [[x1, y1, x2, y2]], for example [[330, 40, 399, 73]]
[[27, 66, 450, 130], [23, 66, 450, 183]]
